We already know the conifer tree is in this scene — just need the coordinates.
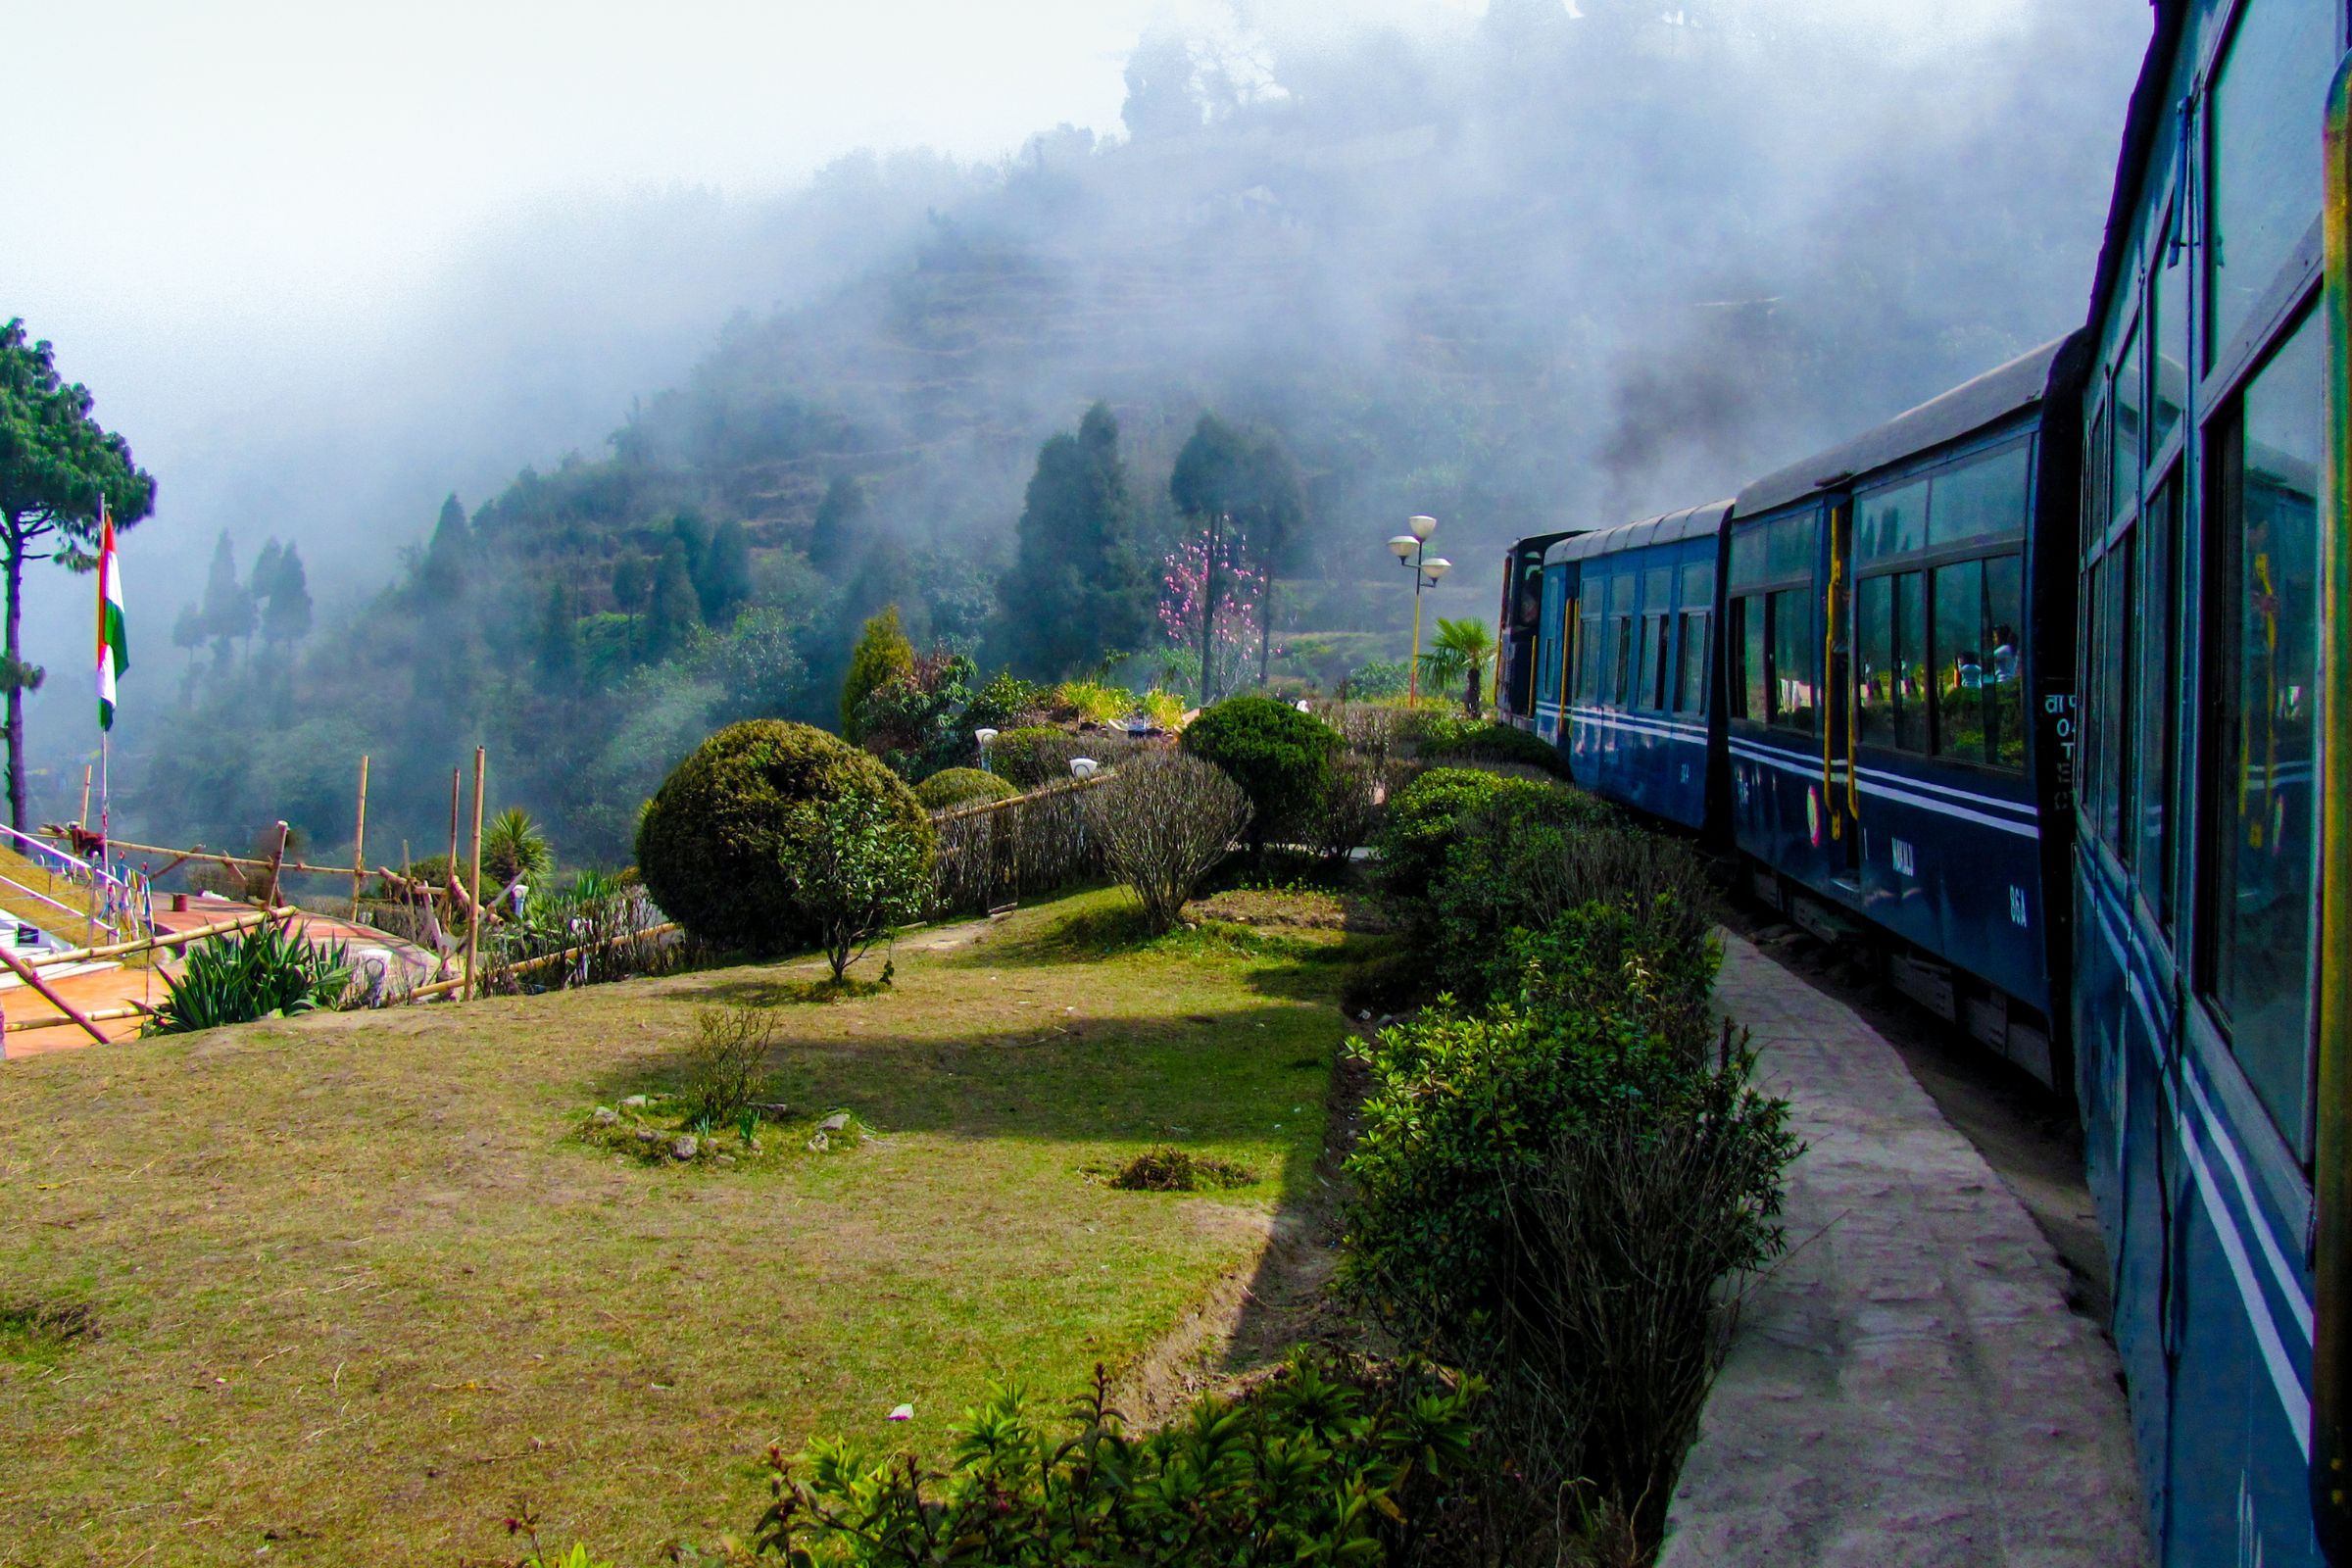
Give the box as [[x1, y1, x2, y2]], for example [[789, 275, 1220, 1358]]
[[644, 538, 700, 662], [841, 603, 915, 741], [535, 582, 580, 685], [808, 475, 865, 574], [698, 518, 754, 626], [198, 532, 254, 667], [996, 402, 1148, 679], [421, 494, 471, 599]]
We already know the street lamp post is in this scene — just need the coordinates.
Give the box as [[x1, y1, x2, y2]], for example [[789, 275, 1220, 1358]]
[[1387, 515, 1450, 706]]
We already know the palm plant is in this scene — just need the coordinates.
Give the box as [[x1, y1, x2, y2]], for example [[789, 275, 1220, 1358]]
[[1418, 617, 1499, 717], [482, 807, 555, 887]]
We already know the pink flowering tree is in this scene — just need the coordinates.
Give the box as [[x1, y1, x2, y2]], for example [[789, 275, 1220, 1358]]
[[1157, 529, 1267, 705]]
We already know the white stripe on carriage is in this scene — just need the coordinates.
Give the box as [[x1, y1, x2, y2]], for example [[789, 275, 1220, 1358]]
[[1854, 779, 2041, 840], [1854, 769, 2039, 819], [1727, 741, 1842, 779], [2105, 894, 2313, 1454], [1570, 709, 1707, 743], [2182, 1041, 2315, 1343]]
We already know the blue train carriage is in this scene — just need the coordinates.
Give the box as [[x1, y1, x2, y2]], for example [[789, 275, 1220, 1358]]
[[2071, 3, 2348, 1564], [1497, 531, 1575, 733], [1724, 335, 2089, 1087], [1545, 504, 1731, 831]]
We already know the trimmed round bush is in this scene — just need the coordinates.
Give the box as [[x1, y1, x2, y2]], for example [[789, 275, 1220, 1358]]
[[636, 719, 936, 955], [1417, 719, 1572, 777], [988, 725, 1066, 789], [1372, 766, 1609, 903], [1179, 695, 1342, 852], [915, 767, 1017, 811]]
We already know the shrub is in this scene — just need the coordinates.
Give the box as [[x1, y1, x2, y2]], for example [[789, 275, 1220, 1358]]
[[1087, 751, 1250, 933], [482, 806, 555, 886], [146, 918, 352, 1034], [1304, 752, 1383, 864], [790, 792, 937, 980], [1370, 768, 1514, 902], [856, 652, 978, 780], [680, 1005, 779, 1128], [986, 725, 1065, 788], [1050, 678, 1131, 726], [962, 671, 1050, 734], [1344, 658, 1412, 701], [757, 1350, 1484, 1566], [1139, 687, 1187, 731], [1106, 1146, 1254, 1191], [1417, 719, 1571, 778], [1179, 694, 1341, 854], [636, 719, 936, 956], [914, 767, 1016, 811]]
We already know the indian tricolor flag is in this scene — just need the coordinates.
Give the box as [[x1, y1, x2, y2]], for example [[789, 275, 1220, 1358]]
[[96, 501, 126, 731]]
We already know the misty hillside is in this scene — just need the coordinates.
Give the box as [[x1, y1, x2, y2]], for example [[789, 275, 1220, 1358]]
[[119, 0, 2146, 868]]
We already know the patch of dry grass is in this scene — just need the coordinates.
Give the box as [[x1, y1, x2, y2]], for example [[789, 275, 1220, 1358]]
[[0, 886, 1362, 1566]]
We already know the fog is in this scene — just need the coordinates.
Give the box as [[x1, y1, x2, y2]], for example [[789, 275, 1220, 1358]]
[[4, 0, 2150, 850]]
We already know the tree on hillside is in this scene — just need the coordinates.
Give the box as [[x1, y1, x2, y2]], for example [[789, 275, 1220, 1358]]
[[535, 582, 580, 686], [1123, 32, 1204, 140], [257, 540, 313, 653], [198, 532, 254, 669], [841, 604, 914, 742], [1169, 414, 1250, 705], [644, 538, 700, 662], [611, 553, 649, 627], [671, 510, 710, 586], [171, 603, 202, 699], [808, 475, 865, 574], [1239, 433, 1306, 689], [0, 319, 156, 829], [698, 518, 753, 627], [996, 402, 1149, 679], [420, 494, 471, 600]]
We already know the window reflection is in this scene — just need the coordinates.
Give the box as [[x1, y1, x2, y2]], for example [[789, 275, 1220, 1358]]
[[2208, 0, 2331, 360], [1768, 589, 1816, 733]]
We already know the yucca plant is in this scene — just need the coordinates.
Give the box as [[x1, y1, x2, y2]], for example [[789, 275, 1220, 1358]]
[[146, 919, 353, 1034], [482, 806, 555, 886]]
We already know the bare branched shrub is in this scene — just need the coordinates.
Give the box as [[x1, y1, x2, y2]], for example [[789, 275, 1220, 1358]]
[[682, 1005, 781, 1128], [1087, 752, 1251, 933]]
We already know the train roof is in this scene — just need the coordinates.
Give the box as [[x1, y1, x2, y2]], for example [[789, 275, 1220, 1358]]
[[1733, 335, 2078, 516], [2085, 3, 2185, 339], [1544, 501, 1732, 565]]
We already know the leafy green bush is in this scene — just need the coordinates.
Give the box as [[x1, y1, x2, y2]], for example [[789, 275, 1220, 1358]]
[[636, 719, 936, 956], [986, 725, 1066, 788], [856, 653, 978, 781], [146, 919, 352, 1034], [841, 606, 916, 741], [789, 793, 937, 980], [962, 672, 1050, 734], [1304, 752, 1383, 864], [1344, 659, 1412, 701], [1371, 768, 1603, 904], [914, 767, 1016, 811], [1179, 694, 1341, 854], [1049, 679, 1131, 726], [756, 1350, 1484, 1566], [1416, 719, 1570, 777]]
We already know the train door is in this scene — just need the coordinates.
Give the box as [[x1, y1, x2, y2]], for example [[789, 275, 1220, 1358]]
[[1825, 497, 1861, 885]]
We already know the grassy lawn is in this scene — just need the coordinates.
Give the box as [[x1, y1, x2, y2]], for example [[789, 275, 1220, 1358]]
[[0, 886, 1374, 1567]]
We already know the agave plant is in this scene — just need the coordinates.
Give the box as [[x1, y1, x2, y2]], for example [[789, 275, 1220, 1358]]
[[146, 919, 353, 1035]]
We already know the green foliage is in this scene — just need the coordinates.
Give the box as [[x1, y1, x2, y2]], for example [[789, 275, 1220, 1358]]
[[1049, 679, 1131, 726], [482, 806, 555, 887], [1105, 1146, 1255, 1191], [758, 1350, 1483, 1566], [1415, 719, 1570, 777], [808, 473, 866, 574], [197, 532, 254, 661], [986, 725, 1066, 790], [420, 494, 472, 599], [534, 582, 581, 685], [914, 767, 1016, 810], [680, 1005, 780, 1128], [253, 539, 313, 650], [1179, 695, 1340, 853], [787, 790, 937, 981], [697, 517, 755, 626], [1139, 688, 1187, 730], [1344, 660, 1412, 702], [996, 402, 1151, 678], [855, 652, 977, 780], [635, 718, 935, 956], [841, 605, 916, 741], [1417, 617, 1497, 715], [961, 672, 1049, 734], [146, 919, 352, 1034], [611, 553, 650, 615], [645, 537, 702, 661], [1087, 749, 1251, 934], [1370, 768, 1602, 905]]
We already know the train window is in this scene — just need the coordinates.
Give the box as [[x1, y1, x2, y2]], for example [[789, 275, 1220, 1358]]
[[1857, 480, 1928, 564], [1576, 612, 1603, 705], [1730, 597, 1766, 722], [2201, 312, 2321, 1156], [1675, 612, 1709, 714], [1645, 615, 1672, 710], [1730, 527, 1767, 587], [2079, 563, 2103, 834], [1612, 616, 1635, 707], [1681, 559, 1715, 608], [1767, 589, 1817, 733], [2087, 395, 2111, 533], [1984, 555, 2025, 770], [2207, 0, 2332, 365], [1856, 576, 1893, 748], [1932, 562, 1988, 763], [1895, 572, 1929, 753], [2151, 204, 2187, 460], [2136, 477, 2180, 926], [1643, 566, 1674, 613], [1929, 443, 2032, 551], [1767, 515, 1816, 581], [2099, 538, 2136, 858], [2112, 325, 2143, 522]]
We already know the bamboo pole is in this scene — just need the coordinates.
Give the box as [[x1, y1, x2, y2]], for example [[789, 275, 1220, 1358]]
[[0, 943, 108, 1045], [351, 755, 369, 920], [78, 765, 90, 828], [263, 822, 289, 910], [5, 1002, 153, 1035], [465, 747, 485, 1001], [447, 767, 460, 883], [35, 833, 362, 879], [30, 906, 297, 968]]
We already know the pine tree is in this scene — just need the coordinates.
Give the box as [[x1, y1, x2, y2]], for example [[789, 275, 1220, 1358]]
[[841, 604, 915, 741], [259, 541, 313, 651], [421, 493, 471, 599], [535, 582, 580, 685], [644, 539, 700, 662], [671, 510, 710, 586], [808, 476, 865, 573], [198, 532, 254, 668], [698, 518, 754, 627], [996, 402, 1149, 679]]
